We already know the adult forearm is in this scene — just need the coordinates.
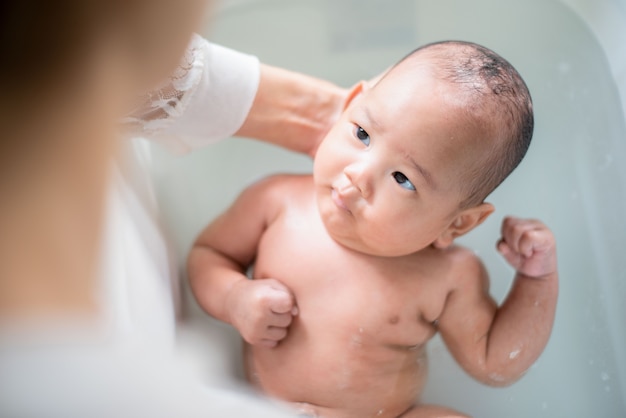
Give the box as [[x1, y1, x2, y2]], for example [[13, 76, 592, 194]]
[[236, 64, 347, 157]]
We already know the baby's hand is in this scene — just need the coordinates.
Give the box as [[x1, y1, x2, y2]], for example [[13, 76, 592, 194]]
[[497, 217, 557, 279], [227, 278, 298, 348]]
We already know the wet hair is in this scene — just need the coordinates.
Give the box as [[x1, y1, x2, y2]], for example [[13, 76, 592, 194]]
[[391, 41, 534, 208]]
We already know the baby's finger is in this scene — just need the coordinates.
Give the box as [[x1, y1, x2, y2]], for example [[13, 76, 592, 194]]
[[518, 230, 540, 258], [503, 222, 537, 254], [500, 216, 521, 237], [269, 289, 296, 315], [518, 229, 554, 258], [501, 217, 544, 235], [269, 311, 294, 328], [497, 239, 522, 268], [501, 217, 543, 244], [265, 326, 288, 341], [496, 238, 509, 254], [501, 217, 523, 252]]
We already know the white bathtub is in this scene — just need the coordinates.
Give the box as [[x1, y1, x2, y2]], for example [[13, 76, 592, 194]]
[[150, 0, 626, 416]]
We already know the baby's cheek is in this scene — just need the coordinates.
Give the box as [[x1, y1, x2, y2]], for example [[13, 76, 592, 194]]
[[363, 214, 407, 249], [378, 209, 431, 249], [314, 149, 341, 179]]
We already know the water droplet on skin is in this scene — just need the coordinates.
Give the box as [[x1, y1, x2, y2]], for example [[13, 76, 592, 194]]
[[509, 349, 521, 359], [489, 373, 506, 383], [377, 409, 384, 416]]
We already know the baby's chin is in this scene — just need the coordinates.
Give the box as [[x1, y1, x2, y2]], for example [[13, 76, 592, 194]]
[[314, 184, 431, 257], [319, 212, 424, 258]]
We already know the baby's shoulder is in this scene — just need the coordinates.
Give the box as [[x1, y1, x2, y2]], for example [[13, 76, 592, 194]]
[[244, 173, 312, 195], [443, 245, 483, 266], [437, 245, 489, 289], [241, 174, 314, 211]]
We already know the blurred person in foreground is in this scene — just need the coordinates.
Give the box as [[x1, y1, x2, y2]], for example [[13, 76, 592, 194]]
[[0, 0, 345, 416]]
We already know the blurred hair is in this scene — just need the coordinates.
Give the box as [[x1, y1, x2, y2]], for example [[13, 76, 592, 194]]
[[392, 41, 534, 208], [0, 0, 195, 156], [2, 0, 195, 108], [1, 1, 110, 103]]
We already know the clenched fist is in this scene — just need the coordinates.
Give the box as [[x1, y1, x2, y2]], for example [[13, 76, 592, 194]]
[[227, 278, 298, 348], [497, 217, 557, 279]]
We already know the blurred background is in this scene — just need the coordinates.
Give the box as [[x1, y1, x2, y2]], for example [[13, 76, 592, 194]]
[[148, 0, 626, 416]]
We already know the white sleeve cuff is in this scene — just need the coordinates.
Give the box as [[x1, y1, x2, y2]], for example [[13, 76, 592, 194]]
[[151, 37, 260, 154]]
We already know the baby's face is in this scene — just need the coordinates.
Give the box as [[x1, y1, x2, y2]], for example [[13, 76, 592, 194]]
[[314, 63, 487, 257]]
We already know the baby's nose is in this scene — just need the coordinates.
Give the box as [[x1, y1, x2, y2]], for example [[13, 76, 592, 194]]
[[343, 164, 373, 199]]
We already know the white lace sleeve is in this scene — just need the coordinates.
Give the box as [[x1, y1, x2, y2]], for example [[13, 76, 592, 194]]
[[123, 34, 205, 137], [124, 34, 260, 154]]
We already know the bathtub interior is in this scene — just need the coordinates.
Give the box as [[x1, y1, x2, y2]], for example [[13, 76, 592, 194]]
[[148, 0, 626, 416]]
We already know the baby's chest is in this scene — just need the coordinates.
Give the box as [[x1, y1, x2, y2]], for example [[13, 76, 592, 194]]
[[254, 215, 442, 346]]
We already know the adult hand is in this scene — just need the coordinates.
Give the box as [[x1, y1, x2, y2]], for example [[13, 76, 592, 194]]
[[236, 64, 348, 158]]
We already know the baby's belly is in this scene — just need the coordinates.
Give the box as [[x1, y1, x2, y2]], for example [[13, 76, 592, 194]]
[[245, 325, 427, 418]]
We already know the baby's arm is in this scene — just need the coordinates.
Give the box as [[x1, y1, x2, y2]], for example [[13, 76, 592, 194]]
[[187, 176, 298, 348], [437, 217, 558, 386]]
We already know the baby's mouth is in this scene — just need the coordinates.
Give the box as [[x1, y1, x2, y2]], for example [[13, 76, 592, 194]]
[[331, 188, 352, 214]]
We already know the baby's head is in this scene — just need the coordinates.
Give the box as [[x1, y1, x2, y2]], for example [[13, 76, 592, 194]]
[[313, 41, 533, 256]]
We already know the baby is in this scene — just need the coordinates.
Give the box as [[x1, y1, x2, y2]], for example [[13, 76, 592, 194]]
[[188, 41, 558, 418]]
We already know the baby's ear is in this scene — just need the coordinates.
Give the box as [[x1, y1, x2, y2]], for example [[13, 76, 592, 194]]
[[433, 203, 495, 249], [343, 81, 366, 110]]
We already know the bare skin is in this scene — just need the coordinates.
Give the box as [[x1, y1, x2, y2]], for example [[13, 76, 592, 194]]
[[237, 64, 347, 157], [189, 54, 558, 418]]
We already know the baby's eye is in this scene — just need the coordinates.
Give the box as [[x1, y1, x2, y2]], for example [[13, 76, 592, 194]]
[[392, 172, 416, 191], [354, 125, 370, 146]]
